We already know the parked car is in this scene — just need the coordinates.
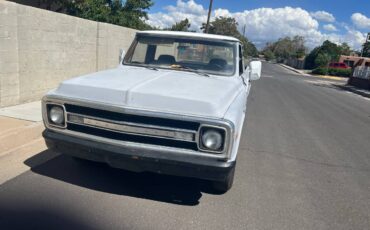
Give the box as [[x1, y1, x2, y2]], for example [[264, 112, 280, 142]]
[[329, 62, 350, 69], [42, 31, 261, 193]]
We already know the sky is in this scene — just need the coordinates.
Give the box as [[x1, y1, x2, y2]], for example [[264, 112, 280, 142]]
[[146, 0, 370, 50]]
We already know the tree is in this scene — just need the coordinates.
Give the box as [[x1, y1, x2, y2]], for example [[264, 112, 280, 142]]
[[37, 0, 70, 12], [167, 18, 191, 31], [362, 42, 370, 57], [201, 17, 239, 37], [314, 53, 331, 67], [320, 40, 342, 61], [262, 36, 307, 62], [201, 17, 258, 57], [65, 0, 153, 30], [9, 0, 72, 12], [339, 42, 351, 56], [264, 50, 275, 61], [304, 47, 320, 69], [292, 36, 306, 58], [66, 0, 111, 23], [304, 40, 352, 69], [242, 38, 258, 57], [120, 0, 153, 29]]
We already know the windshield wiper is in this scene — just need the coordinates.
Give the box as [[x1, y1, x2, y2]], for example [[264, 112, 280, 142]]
[[128, 62, 158, 71], [192, 71, 210, 77], [144, 66, 158, 71], [170, 65, 209, 77]]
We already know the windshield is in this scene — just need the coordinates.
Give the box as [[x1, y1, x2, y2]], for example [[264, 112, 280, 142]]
[[124, 35, 236, 76]]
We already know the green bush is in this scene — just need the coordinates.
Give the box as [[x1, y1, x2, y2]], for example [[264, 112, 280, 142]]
[[328, 68, 352, 77], [312, 67, 328, 75], [312, 67, 351, 77]]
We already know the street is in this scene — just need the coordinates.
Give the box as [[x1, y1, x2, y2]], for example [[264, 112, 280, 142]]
[[1, 62, 369, 229]]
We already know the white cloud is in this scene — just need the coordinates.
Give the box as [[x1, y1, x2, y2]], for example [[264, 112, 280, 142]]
[[351, 13, 370, 30], [147, 1, 365, 50], [227, 7, 321, 47], [323, 24, 337, 31], [315, 27, 366, 50], [147, 0, 207, 30], [214, 8, 232, 18], [342, 27, 367, 48], [310, 11, 335, 22], [165, 0, 205, 15]]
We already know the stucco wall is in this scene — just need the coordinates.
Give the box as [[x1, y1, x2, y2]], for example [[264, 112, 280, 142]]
[[0, 1, 137, 107]]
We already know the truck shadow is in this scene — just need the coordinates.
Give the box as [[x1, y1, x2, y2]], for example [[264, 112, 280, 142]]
[[0, 205, 93, 229], [24, 150, 220, 206]]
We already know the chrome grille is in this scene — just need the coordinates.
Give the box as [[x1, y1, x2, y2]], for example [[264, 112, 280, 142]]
[[64, 104, 200, 151]]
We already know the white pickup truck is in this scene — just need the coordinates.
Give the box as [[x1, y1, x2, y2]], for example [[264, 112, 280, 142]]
[[42, 31, 261, 192]]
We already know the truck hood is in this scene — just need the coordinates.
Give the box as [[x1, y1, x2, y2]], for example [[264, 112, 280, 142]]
[[53, 66, 241, 118]]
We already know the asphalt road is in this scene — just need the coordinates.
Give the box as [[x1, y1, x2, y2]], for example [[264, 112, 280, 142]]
[[1, 62, 369, 230]]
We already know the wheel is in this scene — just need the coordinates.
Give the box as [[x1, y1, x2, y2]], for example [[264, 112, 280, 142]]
[[212, 164, 235, 193]]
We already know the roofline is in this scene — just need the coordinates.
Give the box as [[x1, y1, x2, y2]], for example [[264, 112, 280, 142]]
[[136, 30, 240, 43]]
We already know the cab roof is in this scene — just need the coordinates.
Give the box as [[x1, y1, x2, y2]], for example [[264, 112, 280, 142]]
[[137, 31, 240, 43]]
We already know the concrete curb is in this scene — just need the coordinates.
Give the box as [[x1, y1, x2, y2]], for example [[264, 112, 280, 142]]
[[278, 63, 302, 74], [314, 75, 348, 81], [278, 64, 311, 76], [336, 85, 370, 99], [278, 64, 348, 82]]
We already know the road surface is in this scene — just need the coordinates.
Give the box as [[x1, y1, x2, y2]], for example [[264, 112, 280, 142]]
[[1, 62, 369, 229]]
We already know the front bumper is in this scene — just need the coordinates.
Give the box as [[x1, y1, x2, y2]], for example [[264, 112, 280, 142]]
[[43, 130, 235, 182]]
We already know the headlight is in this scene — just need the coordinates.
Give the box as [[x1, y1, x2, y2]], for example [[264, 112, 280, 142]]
[[200, 128, 225, 152], [48, 105, 65, 126]]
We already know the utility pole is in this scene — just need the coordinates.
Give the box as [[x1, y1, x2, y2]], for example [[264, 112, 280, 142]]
[[205, 0, 214, 33], [242, 24, 246, 38]]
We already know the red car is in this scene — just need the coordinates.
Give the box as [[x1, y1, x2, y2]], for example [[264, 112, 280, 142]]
[[329, 62, 350, 69]]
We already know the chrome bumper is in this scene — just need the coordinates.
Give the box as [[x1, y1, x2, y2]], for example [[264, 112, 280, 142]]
[[43, 129, 235, 182]]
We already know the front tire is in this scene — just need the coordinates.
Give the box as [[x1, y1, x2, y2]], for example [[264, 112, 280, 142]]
[[212, 164, 235, 193]]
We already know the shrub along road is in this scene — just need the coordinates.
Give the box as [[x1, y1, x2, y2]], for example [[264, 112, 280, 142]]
[[0, 62, 369, 229]]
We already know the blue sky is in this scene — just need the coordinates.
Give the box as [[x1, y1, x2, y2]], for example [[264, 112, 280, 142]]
[[147, 0, 370, 50], [151, 0, 370, 23]]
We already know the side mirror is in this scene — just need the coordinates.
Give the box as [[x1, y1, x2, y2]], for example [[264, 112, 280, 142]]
[[249, 61, 262, 80], [119, 48, 126, 64]]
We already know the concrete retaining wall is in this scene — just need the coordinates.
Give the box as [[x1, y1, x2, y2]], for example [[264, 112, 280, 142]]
[[0, 1, 137, 107], [349, 66, 370, 90], [353, 66, 370, 79]]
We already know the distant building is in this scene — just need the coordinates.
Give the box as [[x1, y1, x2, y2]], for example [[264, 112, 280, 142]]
[[339, 55, 370, 68]]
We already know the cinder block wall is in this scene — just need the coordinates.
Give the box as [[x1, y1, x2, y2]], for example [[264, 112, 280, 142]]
[[0, 1, 137, 107]]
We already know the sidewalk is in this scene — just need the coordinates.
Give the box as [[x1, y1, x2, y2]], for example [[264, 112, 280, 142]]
[[0, 101, 58, 184], [0, 101, 42, 122], [279, 63, 312, 77], [279, 63, 370, 98]]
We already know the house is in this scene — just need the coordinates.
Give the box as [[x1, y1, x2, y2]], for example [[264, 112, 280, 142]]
[[339, 55, 370, 68]]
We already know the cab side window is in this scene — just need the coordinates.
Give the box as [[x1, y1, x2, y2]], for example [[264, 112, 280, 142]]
[[239, 45, 244, 75]]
